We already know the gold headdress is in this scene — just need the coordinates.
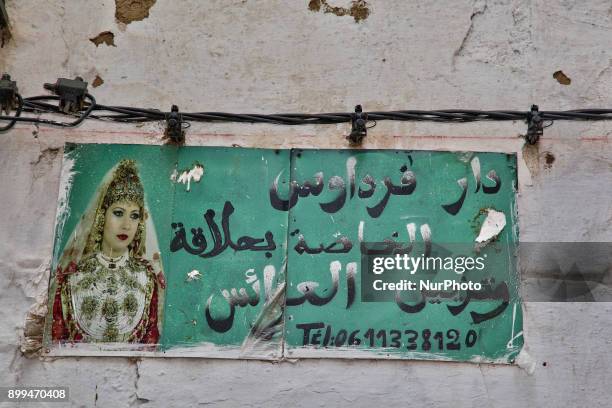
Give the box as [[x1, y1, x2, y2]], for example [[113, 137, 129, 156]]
[[103, 160, 145, 209], [84, 160, 147, 257]]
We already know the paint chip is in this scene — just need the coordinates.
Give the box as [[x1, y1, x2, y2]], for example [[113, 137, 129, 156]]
[[115, 0, 157, 24], [308, 0, 370, 23], [475, 209, 506, 243], [171, 163, 204, 192], [186, 270, 201, 281], [308, 0, 322, 12], [543, 152, 555, 169], [89, 31, 116, 47], [92, 75, 104, 88], [553, 70, 571, 85], [515, 349, 536, 375]]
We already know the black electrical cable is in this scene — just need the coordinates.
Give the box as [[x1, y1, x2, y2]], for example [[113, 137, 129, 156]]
[[68, 93, 97, 127], [0, 93, 96, 127], [1, 90, 612, 130], [0, 93, 23, 132]]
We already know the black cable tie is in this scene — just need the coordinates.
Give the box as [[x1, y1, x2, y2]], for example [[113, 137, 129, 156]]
[[347, 104, 368, 145], [525, 104, 543, 145], [0, 73, 17, 115], [43, 76, 88, 113], [165, 105, 185, 144]]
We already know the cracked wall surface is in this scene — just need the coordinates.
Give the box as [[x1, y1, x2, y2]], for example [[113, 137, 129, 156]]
[[0, 0, 611, 407]]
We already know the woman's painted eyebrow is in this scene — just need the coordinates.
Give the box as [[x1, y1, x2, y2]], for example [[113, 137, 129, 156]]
[[112, 206, 125, 211]]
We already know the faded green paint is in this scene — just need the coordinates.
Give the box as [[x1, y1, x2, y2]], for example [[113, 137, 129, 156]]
[[46, 144, 521, 362], [163, 147, 288, 353], [284, 149, 521, 362]]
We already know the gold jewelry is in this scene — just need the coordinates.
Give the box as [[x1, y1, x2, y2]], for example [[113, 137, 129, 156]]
[[130, 220, 146, 257], [102, 160, 144, 209]]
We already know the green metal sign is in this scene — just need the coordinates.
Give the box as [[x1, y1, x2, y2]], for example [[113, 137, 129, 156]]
[[44, 143, 522, 362]]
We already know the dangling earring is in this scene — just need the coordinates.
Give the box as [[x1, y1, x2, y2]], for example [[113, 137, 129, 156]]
[[131, 221, 145, 257], [93, 211, 105, 252]]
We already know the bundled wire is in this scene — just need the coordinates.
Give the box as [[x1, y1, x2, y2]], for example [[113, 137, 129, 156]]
[[1, 77, 611, 145], [17, 94, 97, 127], [3, 99, 611, 126], [0, 92, 22, 132]]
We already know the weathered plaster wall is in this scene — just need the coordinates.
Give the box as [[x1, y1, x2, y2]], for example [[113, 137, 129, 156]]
[[1, 1, 611, 407]]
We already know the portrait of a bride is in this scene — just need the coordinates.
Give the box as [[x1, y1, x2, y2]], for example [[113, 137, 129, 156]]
[[50, 159, 165, 344]]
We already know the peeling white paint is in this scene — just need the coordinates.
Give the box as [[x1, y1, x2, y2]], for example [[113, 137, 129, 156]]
[[420, 224, 432, 241], [346, 262, 357, 280], [186, 270, 201, 281], [406, 223, 417, 242], [263, 265, 275, 303], [52, 156, 76, 265], [328, 175, 344, 188], [475, 209, 506, 243], [245, 268, 257, 284], [471, 156, 481, 187], [358, 220, 364, 242], [172, 164, 204, 192], [346, 156, 356, 191]]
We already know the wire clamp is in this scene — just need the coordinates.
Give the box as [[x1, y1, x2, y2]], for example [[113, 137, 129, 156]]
[[525, 104, 543, 145], [44, 77, 89, 113], [165, 105, 185, 144], [0, 73, 17, 115], [347, 104, 368, 145]]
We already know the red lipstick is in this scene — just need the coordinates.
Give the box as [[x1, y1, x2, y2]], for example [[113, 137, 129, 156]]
[[117, 234, 128, 241]]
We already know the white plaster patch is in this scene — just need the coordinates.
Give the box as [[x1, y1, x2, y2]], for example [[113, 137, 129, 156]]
[[172, 164, 204, 192], [186, 270, 202, 281], [515, 349, 536, 375], [475, 209, 506, 243]]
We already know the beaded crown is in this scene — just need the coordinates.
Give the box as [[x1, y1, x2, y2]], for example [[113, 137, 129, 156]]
[[102, 160, 144, 209]]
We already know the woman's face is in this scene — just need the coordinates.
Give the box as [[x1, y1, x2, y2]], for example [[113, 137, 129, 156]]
[[101, 200, 141, 257]]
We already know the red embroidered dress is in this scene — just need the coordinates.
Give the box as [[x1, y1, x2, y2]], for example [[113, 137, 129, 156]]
[[52, 252, 162, 344]]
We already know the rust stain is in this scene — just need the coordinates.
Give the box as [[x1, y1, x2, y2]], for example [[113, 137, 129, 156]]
[[308, 0, 321, 12], [115, 0, 157, 24], [522, 143, 540, 179], [89, 31, 116, 47], [553, 70, 571, 85], [22, 311, 45, 357], [1, 27, 10, 48], [92, 75, 104, 88], [522, 146, 556, 177], [308, 0, 370, 23], [543, 151, 555, 169]]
